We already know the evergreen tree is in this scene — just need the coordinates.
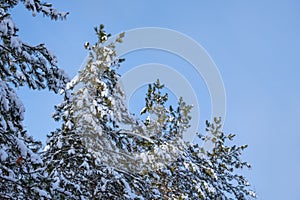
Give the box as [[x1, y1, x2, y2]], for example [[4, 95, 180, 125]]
[[44, 25, 154, 199], [0, 1, 69, 199], [139, 81, 256, 199], [44, 24, 256, 199]]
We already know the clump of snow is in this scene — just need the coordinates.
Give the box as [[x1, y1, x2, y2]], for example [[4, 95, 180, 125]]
[[56, 140, 63, 149], [0, 146, 8, 161], [68, 148, 75, 155], [10, 36, 22, 52], [15, 138, 28, 157]]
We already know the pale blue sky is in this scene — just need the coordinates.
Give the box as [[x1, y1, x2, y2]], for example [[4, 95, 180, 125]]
[[12, 1, 300, 199]]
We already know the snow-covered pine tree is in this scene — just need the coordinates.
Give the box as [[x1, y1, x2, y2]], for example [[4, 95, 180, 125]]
[[44, 25, 155, 199], [139, 81, 256, 199], [44, 23, 255, 199], [0, 1, 69, 199]]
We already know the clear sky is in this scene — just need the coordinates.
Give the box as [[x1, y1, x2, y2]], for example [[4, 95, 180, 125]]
[[12, 1, 300, 199]]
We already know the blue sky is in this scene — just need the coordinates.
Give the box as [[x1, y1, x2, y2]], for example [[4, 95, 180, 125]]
[[12, 1, 300, 199]]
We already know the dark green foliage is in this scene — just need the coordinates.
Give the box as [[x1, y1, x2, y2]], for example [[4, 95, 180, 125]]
[[0, 12, 256, 199], [0, 1, 69, 199], [138, 81, 255, 199], [44, 25, 154, 199]]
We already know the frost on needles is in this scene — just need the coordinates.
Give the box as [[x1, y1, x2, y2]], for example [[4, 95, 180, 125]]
[[45, 25, 256, 199], [0, 1, 256, 198], [0, 1, 68, 199]]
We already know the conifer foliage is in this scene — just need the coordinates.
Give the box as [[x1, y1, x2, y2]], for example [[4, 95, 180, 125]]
[[44, 25, 153, 199], [44, 25, 256, 199], [0, 1, 68, 199], [0, 1, 256, 198], [138, 81, 256, 199]]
